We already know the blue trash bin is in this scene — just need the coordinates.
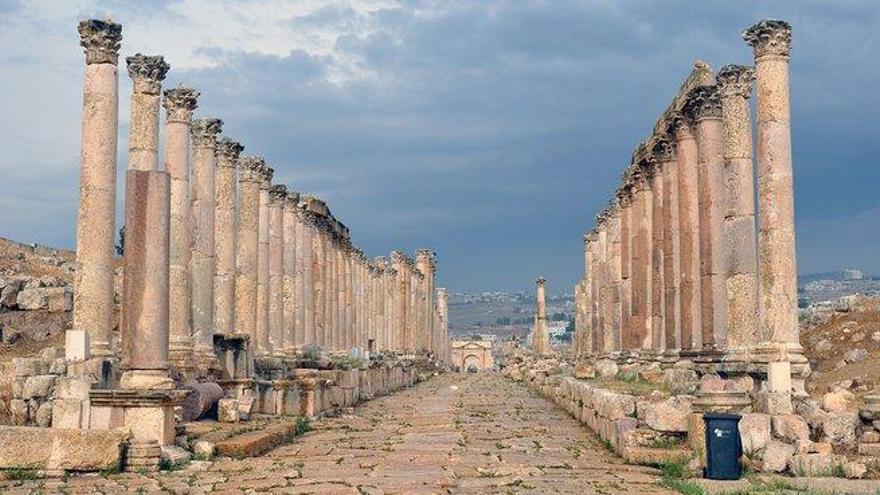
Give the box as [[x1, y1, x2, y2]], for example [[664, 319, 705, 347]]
[[703, 413, 742, 480]]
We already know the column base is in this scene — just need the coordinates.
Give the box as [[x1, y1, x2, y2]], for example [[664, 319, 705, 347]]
[[120, 369, 175, 390], [125, 441, 162, 472]]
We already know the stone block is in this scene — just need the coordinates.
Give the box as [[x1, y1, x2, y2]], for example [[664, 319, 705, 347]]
[[52, 398, 88, 429], [46, 287, 73, 313], [49, 358, 67, 375], [160, 445, 191, 468], [13, 357, 47, 377], [16, 288, 48, 310], [9, 399, 29, 425], [34, 401, 52, 427], [238, 395, 255, 421], [65, 330, 91, 361], [594, 390, 636, 420], [789, 453, 841, 477], [663, 368, 699, 395], [757, 391, 793, 414], [55, 377, 93, 400], [193, 440, 215, 460], [767, 361, 792, 393], [820, 411, 860, 446], [595, 359, 618, 378], [125, 405, 176, 445], [22, 375, 56, 399], [858, 443, 880, 456], [738, 413, 771, 454], [843, 461, 867, 479], [771, 414, 810, 444], [761, 440, 794, 473], [821, 389, 857, 412], [0, 426, 128, 471], [643, 396, 693, 433], [218, 398, 240, 423]]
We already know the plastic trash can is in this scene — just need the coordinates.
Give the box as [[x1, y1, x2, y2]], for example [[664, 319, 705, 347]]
[[703, 413, 743, 480]]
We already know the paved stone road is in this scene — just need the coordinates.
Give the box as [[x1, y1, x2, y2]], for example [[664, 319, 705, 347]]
[[0, 373, 672, 494]]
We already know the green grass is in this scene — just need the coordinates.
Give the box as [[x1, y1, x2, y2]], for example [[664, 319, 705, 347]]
[[1, 468, 42, 481], [295, 416, 311, 435]]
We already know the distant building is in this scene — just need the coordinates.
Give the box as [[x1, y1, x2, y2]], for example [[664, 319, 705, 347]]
[[843, 269, 863, 280]]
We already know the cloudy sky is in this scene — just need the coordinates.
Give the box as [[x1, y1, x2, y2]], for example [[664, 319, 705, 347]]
[[0, 1, 878, 294]]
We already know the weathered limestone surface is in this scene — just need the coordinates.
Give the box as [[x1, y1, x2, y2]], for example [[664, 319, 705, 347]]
[[282, 191, 299, 353], [533, 277, 549, 354], [256, 166, 273, 355], [73, 19, 122, 358], [268, 184, 286, 355], [234, 156, 263, 344], [0, 426, 129, 472], [126, 54, 169, 172], [213, 138, 243, 337]]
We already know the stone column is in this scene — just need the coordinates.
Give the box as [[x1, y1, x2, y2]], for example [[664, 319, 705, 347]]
[[386, 263, 397, 351], [312, 218, 326, 348], [632, 171, 652, 350], [685, 85, 726, 351], [416, 250, 435, 354], [120, 169, 172, 389], [743, 20, 803, 362], [595, 222, 607, 353], [299, 208, 315, 347], [618, 188, 633, 352], [656, 138, 681, 353], [391, 252, 407, 352], [282, 190, 300, 354], [190, 117, 223, 368], [126, 54, 169, 172], [72, 19, 123, 359], [587, 232, 600, 353], [582, 236, 594, 356], [327, 238, 338, 350], [437, 288, 448, 357], [234, 156, 263, 346], [214, 138, 243, 337], [608, 207, 622, 352], [649, 161, 665, 352], [717, 65, 759, 355], [256, 167, 274, 355], [163, 87, 199, 368], [268, 184, 286, 356], [673, 113, 702, 351], [533, 277, 549, 354]]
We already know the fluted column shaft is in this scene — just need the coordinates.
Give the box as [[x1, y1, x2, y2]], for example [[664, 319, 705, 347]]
[[268, 185, 286, 356], [313, 226, 326, 348], [256, 170, 272, 355], [73, 20, 123, 358], [282, 192, 299, 353], [300, 213, 315, 347]]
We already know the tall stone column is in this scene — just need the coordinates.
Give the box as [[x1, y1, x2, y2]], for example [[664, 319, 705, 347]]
[[282, 191, 300, 353], [256, 167, 274, 355], [743, 21, 803, 363], [632, 171, 652, 350], [327, 239, 338, 350], [686, 85, 727, 351], [214, 138, 243, 338], [72, 19, 123, 359], [120, 169, 172, 389], [717, 65, 759, 356], [163, 87, 199, 368], [126, 54, 169, 172], [533, 277, 549, 354], [312, 219, 326, 348], [673, 113, 702, 351], [618, 188, 633, 351], [190, 117, 223, 368], [437, 288, 448, 358], [299, 208, 315, 347], [656, 138, 681, 353], [587, 232, 600, 353], [268, 184, 286, 356], [234, 156, 262, 346], [416, 250, 435, 354], [391, 252, 407, 352], [386, 262, 397, 351], [608, 208, 622, 352], [595, 222, 607, 353], [649, 162, 665, 352], [582, 236, 594, 356]]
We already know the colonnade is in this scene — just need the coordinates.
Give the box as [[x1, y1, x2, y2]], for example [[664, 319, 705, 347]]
[[69, 18, 452, 384], [572, 20, 804, 379]]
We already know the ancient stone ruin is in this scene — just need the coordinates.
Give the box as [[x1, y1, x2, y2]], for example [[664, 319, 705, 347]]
[[0, 18, 452, 474]]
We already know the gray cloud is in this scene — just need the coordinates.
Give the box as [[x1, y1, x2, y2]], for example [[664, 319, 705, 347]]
[[0, 1, 878, 293]]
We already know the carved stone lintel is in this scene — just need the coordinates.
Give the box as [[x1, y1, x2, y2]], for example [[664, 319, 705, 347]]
[[191, 118, 223, 148], [126, 54, 170, 94], [239, 155, 265, 183], [162, 86, 199, 121], [217, 138, 244, 165], [684, 85, 722, 122], [717, 65, 755, 99], [78, 19, 122, 65], [269, 184, 288, 205], [743, 19, 792, 59]]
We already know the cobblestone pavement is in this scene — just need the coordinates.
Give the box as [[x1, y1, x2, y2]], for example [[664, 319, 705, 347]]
[[0, 373, 672, 494]]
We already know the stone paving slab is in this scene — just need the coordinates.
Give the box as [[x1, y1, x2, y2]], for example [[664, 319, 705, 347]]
[[0, 372, 674, 493]]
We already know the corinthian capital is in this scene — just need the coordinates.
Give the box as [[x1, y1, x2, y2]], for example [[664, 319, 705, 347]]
[[259, 165, 274, 189], [536, 277, 546, 286], [269, 184, 287, 205], [285, 190, 301, 210], [717, 65, 755, 99], [743, 19, 791, 59], [239, 155, 265, 183], [191, 118, 223, 148], [78, 19, 122, 65], [652, 137, 676, 163], [162, 86, 199, 121], [126, 54, 170, 94], [684, 85, 722, 122], [217, 138, 244, 165]]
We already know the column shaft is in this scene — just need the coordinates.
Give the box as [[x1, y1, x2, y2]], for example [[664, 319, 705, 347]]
[[213, 138, 242, 339], [674, 116, 701, 350]]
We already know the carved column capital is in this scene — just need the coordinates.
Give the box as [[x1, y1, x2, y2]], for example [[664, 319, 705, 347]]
[[217, 138, 244, 166], [239, 155, 265, 183], [162, 86, 199, 122], [269, 184, 287, 205], [684, 85, 722, 122], [78, 19, 122, 65], [743, 19, 791, 59], [668, 111, 694, 140], [536, 277, 546, 286], [259, 166, 274, 190], [126, 54, 170, 94], [717, 65, 755, 99], [652, 137, 676, 163], [284, 190, 300, 210], [191, 118, 223, 148]]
